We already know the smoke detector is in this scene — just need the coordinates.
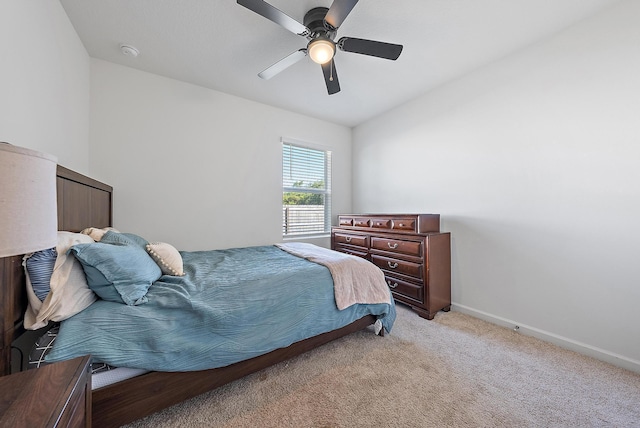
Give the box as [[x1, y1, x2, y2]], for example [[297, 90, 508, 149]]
[[120, 44, 139, 58]]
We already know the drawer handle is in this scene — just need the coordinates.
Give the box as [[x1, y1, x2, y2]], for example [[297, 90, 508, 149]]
[[387, 280, 398, 289], [345, 236, 352, 243], [387, 261, 398, 269], [387, 242, 398, 249]]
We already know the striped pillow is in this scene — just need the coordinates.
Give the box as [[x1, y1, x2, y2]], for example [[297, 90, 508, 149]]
[[25, 248, 57, 301]]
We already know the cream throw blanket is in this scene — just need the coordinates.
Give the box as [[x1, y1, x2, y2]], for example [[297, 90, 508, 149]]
[[24, 231, 97, 329], [276, 242, 391, 310]]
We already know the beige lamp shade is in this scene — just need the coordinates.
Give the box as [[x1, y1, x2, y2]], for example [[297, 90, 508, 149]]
[[0, 143, 58, 257]]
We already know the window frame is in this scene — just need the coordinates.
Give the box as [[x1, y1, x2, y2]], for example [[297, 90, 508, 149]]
[[282, 138, 332, 238]]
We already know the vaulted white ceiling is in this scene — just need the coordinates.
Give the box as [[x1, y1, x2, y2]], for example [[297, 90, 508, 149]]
[[60, 0, 621, 127]]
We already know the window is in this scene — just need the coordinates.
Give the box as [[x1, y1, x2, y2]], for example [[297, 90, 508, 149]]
[[282, 140, 332, 237]]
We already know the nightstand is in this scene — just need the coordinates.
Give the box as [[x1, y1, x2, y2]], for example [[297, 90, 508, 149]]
[[0, 355, 91, 427]]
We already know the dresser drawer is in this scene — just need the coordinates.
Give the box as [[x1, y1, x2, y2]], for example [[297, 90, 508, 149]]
[[333, 232, 368, 248], [371, 218, 392, 229], [370, 236, 422, 257], [353, 217, 371, 228], [333, 244, 368, 259], [391, 218, 416, 231], [385, 275, 423, 302], [370, 217, 417, 232], [337, 214, 439, 233], [338, 217, 354, 227], [371, 254, 423, 280]]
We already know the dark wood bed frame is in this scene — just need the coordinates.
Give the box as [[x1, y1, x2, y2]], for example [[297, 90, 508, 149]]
[[0, 165, 378, 427]]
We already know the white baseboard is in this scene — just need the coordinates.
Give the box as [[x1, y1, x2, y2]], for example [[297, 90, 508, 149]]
[[451, 303, 640, 374]]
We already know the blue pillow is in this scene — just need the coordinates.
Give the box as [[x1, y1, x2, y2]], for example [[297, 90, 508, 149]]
[[100, 230, 149, 249], [69, 243, 161, 305], [25, 248, 57, 301]]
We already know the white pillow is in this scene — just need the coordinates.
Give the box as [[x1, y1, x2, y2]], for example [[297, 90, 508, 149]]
[[146, 242, 185, 276], [24, 231, 98, 330], [80, 226, 120, 242]]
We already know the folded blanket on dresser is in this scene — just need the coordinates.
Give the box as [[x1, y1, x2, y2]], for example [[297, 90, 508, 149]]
[[276, 242, 391, 310]]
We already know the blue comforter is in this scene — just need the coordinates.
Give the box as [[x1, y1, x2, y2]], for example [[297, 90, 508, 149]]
[[46, 245, 396, 371]]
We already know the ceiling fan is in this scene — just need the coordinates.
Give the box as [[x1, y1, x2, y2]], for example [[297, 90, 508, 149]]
[[237, 0, 403, 95]]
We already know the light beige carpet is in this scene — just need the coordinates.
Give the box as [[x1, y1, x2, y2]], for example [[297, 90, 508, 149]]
[[124, 305, 640, 427]]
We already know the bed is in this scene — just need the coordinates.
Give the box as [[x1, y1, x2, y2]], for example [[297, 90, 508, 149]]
[[0, 165, 395, 427]]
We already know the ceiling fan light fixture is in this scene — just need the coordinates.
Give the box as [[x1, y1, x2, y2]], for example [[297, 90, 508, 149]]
[[308, 38, 335, 64]]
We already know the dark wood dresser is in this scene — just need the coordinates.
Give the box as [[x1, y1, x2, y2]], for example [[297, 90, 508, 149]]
[[0, 355, 92, 427], [331, 214, 451, 320]]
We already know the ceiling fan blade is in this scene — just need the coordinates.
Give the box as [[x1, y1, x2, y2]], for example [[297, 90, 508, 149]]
[[321, 60, 340, 95], [258, 49, 307, 80], [338, 37, 403, 60], [324, 0, 359, 30], [237, 0, 310, 36]]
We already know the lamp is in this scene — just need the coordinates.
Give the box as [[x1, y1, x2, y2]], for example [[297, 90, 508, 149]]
[[0, 143, 58, 257], [308, 37, 336, 64]]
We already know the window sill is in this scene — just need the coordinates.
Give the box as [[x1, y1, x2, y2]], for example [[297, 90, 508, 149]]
[[282, 233, 330, 241]]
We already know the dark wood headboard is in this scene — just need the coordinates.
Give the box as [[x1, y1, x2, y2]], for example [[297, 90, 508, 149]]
[[0, 165, 113, 375]]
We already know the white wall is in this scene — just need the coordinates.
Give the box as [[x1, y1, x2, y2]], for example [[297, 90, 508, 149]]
[[0, 0, 90, 173], [353, 0, 640, 372], [89, 59, 351, 251]]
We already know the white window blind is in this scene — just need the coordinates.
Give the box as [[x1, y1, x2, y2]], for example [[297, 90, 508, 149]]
[[282, 141, 332, 236]]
